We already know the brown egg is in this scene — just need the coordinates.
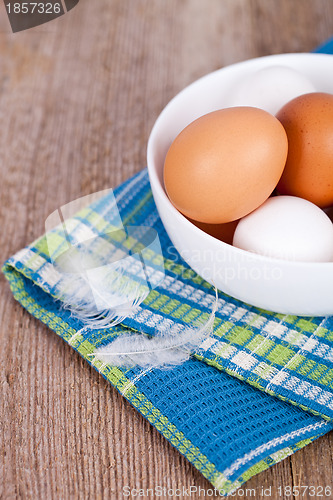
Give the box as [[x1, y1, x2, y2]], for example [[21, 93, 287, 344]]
[[276, 92, 333, 207], [188, 218, 239, 245], [164, 107, 288, 223]]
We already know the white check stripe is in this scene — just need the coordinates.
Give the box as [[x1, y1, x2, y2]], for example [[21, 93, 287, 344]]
[[209, 339, 333, 411], [219, 420, 328, 483], [266, 318, 329, 392]]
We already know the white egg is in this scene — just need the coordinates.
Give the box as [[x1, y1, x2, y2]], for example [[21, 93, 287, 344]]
[[227, 65, 316, 115], [233, 196, 333, 262]]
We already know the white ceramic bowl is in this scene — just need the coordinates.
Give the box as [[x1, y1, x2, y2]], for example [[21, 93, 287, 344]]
[[147, 53, 333, 316]]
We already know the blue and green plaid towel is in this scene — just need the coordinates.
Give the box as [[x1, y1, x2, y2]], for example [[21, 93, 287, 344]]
[[3, 42, 333, 495]]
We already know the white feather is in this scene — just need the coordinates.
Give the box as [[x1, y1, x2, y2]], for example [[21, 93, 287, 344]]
[[55, 239, 150, 328], [89, 287, 218, 369]]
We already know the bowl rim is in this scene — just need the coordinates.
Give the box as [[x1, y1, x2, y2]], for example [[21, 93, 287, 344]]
[[147, 52, 333, 269]]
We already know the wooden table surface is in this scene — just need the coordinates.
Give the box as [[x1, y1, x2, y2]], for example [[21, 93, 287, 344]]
[[1, 1, 333, 498]]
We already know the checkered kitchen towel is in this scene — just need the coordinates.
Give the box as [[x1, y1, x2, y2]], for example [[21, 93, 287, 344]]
[[3, 43, 333, 495]]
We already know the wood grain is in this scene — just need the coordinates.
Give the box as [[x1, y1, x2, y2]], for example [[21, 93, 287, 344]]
[[1, 0, 333, 498]]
